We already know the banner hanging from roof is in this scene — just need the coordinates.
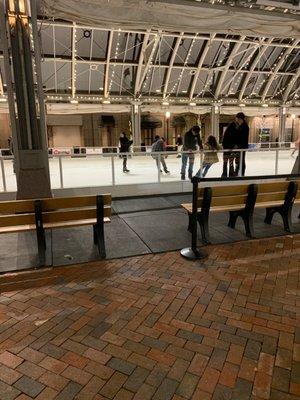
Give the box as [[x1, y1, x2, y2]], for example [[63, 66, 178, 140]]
[[40, 0, 300, 38]]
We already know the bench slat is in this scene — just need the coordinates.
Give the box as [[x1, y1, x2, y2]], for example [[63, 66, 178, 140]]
[[0, 224, 36, 234], [256, 192, 286, 203], [41, 194, 112, 210], [43, 217, 111, 230], [0, 214, 36, 228], [257, 182, 290, 194], [0, 195, 112, 215], [198, 185, 249, 197], [210, 195, 247, 207], [42, 207, 111, 224], [0, 200, 36, 214]]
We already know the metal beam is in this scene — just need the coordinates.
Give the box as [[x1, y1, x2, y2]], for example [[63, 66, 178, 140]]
[[283, 66, 300, 103], [104, 30, 114, 99], [88, 29, 94, 94], [271, 49, 300, 100], [238, 38, 273, 101], [215, 36, 245, 99], [71, 22, 76, 99], [134, 31, 150, 96], [189, 34, 215, 101], [222, 45, 258, 95], [137, 34, 160, 94], [175, 35, 197, 97], [53, 25, 58, 93], [261, 39, 299, 102], [119, 32, 130, 95], [163, 33, 183, 99], [37, 20, 300, 49]]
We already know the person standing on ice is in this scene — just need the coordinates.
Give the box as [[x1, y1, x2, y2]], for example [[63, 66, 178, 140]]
[[152, 135, 170, 174], [235, 112, 249, 176], [119, 132, 132, 173], [180, 126, 202, 180]]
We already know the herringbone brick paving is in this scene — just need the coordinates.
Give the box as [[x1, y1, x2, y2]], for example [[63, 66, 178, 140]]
[[0, 235, 299, 399]]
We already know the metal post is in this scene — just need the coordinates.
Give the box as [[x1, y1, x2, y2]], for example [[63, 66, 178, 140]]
[[238, 150, 243, 177], [278, 106, 287, 143], [131, 103, 142, 147], [111, 155, 115, 186], [199, 150, 204, 178], [0, 158, 7, 192], [0, 0, 51, 199], [158, 153, 161, 183], [275, 149, 279, 176], [58, 156, 64, 188], [181, 177, 206, 260], [211, 105, 220, 142]]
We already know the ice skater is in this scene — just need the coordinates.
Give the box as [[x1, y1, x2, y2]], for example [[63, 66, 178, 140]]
[[119, 132, 133, 172], [180, 126, 202, 180], [152, 135, 170, 174], [196, 135, 219, 178]]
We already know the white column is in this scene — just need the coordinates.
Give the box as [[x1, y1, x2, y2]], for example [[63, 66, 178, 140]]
[[278, 106, 287, 143], [211, 105, 220, 142], [131, 103, 141, 147]]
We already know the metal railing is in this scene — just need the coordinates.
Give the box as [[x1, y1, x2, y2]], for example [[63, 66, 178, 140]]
[[0, 146, 298, 192]]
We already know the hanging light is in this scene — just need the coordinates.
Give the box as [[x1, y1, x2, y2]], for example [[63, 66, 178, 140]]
[[165, 111, 171, 119]]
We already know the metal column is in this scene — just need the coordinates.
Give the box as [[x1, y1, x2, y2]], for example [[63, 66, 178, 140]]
[[131, 103, 142, 147], [0, 0, 51, 199], [278, 106, 287, 143], [211, 105, 220, 142]]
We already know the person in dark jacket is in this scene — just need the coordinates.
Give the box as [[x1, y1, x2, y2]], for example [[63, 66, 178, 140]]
[[221, 122, 238, 178], [235, 112, 249, 176], [180, 126, 203, 180], [119, 132, 133, 172], [152, 135, 170, 174]]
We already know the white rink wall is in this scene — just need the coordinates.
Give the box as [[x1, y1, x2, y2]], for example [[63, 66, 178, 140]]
[[0, 149, 298, 196]]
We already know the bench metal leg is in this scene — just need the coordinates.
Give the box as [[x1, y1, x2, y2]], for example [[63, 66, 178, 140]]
[[265, 206, 293, 233], [243, 213, 255, 238], [281, 208, 293, 233], [228, 211, 239, 229], [93, 223, 106, 259], [198, 213, 211, 245], [35, 200, 46, 267], [264, 208, 275, 225], [93, 224, 98, 244], [36, 227, 46, 267], [228, 210, 255, 239]]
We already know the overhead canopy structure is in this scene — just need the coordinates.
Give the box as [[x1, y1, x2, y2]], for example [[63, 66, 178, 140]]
[[0, 0, 299, 114], [41, 0, 300, 38]]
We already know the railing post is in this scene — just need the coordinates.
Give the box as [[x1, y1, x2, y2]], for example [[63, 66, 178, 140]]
[[58, 156, 64, 189], [238, 150, 243, 177], [111, 155, 115, 186], [158, 153, 161, 183], [275, 149, 279, 175], [199, 150, 204, 178], [0, 158, 7, 192]]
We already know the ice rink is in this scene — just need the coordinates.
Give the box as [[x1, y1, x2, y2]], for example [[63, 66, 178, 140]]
[[1, 149, 297, 192]]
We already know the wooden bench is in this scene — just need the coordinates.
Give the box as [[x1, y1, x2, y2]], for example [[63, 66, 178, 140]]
[[0, 194, 111, 267], [181, 179, 298, 245]]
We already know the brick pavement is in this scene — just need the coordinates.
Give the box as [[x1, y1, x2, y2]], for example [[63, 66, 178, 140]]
[[0, 234, 299, 399]]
